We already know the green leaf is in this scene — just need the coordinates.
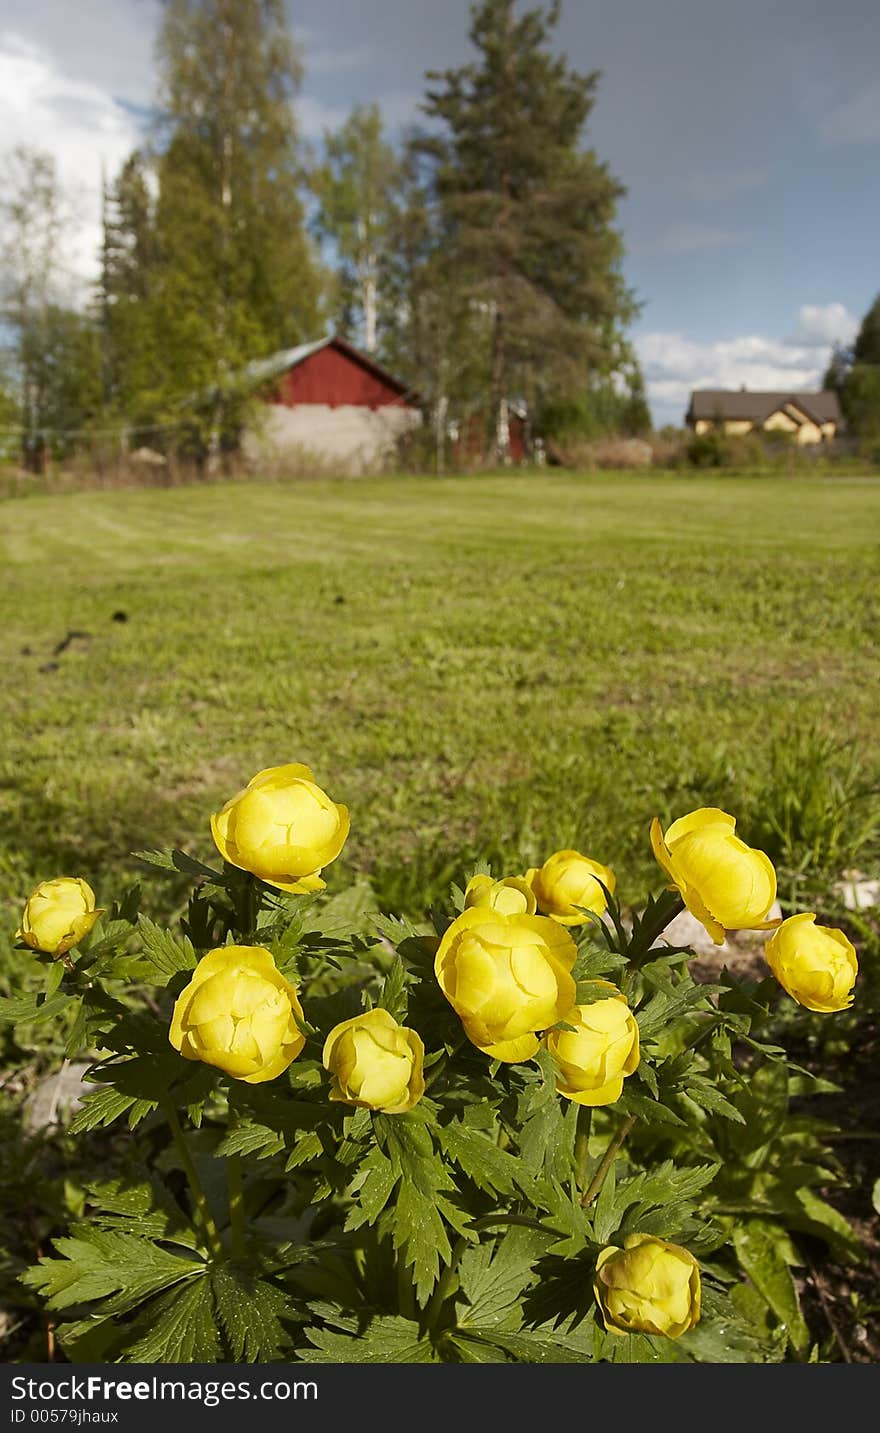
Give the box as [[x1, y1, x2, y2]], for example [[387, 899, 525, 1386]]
[[84, 1179, 200, 1251], [460, 1328, 592, 1363], [733, 1219, 809, 1355], [456, 1228, 547, 1329], [685, 1077, 747, 1124], [215, 1118, 286, 1160], [301, 1314, 438, 1363], [136, 915, 197, 983], [125, 1276, 221, 1362], [211, 1266, 292, 1360], [344, 1144, 399, 1230], [0, 991, 71, 1026], [678, 1284, 785, 1364], [20, 1226, 204, 1313], [375, 1113, 457, 1304], [133, 848, 223, 882], [377, 955, 409, 1021], [437, 1119, 539, 1202], [68, 1085, 141, 1134]]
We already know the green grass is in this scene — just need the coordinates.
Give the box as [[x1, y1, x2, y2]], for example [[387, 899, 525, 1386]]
[[2, 472, 880, 929]]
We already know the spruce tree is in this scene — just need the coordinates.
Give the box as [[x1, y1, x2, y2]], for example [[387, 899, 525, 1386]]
[[417, 0, 636, 460]]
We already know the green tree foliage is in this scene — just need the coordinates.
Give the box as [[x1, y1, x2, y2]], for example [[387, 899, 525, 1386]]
[[147, 0, 324, 456], [414, 0, 637, 460], [312, 104, 401, 354], [99, 152, 162, 430], [824, 294, 880, 449]]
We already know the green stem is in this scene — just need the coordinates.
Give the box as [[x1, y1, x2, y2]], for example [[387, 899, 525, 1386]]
[[227, 1153, 245, 1261], [575, 1106, 593, 1191], [236, 874, 260, 938], [162, 1101, 224, 1260], [582, 1114, 637, 1206]]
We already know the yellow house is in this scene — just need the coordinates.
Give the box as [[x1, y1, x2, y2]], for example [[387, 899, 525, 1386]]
[[686, 388, 842, 444]]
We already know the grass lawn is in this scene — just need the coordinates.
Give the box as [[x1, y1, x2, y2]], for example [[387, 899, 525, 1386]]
[[2, 471, 879, 929]]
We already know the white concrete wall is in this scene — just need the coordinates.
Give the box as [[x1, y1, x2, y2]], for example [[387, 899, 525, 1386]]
[[243, 403, 422, 475]]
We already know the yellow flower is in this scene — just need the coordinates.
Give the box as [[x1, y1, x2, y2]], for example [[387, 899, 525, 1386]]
[[211, 763, 349, 893], [434, 907, 577, 1063], [323, 1009, 425, 1113], [525, 849, 616, 925], [544, 983, 639, 1106], [464, 874, 536, 916], [16, 878, 102, 958], [765, 913, 857, 1013], [169, 945, 306, 1083], [594, 1234, 701, 1339], [650, 807, 778, 945]]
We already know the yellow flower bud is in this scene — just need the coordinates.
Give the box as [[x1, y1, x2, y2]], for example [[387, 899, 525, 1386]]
[[544, 984, 639, 1106], [525, 849, 616, 925], [169, 945, 306, 1083], [650, 807, 778, 945], [765, 913, 857, 1013], [434, 907, 577, 1063], [211, 763, 349, 893], [16, 878, 102, 958], [322, 1009, 425, 1113], [594, 1234, 701, 1339], [464, 874, 536, 916]]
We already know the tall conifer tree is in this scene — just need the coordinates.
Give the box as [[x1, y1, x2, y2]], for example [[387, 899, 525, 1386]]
[[417, 0, 636, 459]]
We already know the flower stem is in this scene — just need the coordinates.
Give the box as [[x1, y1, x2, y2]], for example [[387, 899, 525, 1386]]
[[575, 1106, 593, 1191], [582, 1114, 637, 1206], [162, 1100, 224, 1260], [227, 1152, 245, 1261]]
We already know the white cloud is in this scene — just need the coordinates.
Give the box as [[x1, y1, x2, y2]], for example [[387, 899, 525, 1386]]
[[678, 167, 770, 203], [0, 31, 143, 296], [635, 307, 855, 426], [791, 302, 859, 348], [819, 81, 880, 145]]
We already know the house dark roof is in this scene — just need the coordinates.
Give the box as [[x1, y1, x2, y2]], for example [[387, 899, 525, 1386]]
[[687, 389, 842, 426]]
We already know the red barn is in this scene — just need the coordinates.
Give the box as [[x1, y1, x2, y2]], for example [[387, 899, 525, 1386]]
[[242, 334, 421, 474]]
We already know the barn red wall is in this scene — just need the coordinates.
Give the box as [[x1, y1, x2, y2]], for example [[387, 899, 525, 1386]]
[[271, 345, 410, 409], [453, 411, 527, 464]]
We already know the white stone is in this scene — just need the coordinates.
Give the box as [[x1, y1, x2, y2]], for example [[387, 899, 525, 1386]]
[[833, 875, 880, 911]]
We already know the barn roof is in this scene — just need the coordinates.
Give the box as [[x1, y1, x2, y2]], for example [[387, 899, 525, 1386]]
[[687, 388, 842, 425], [243, 334, 416, 402]]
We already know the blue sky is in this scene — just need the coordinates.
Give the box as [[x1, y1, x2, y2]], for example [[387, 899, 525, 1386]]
[[1, 0, 878, 425]]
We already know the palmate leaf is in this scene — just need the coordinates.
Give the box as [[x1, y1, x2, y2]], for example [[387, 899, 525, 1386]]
[[374, 1111, 461, 1304], [67, 1085, 149, 1134], [676, 1283, 785, 1364], [455, 1327, 592, 1363], [84, 1178, 201, 1251], [211, 1266, 293, 1361], [135, 915, 197, 983], [455, 1228, 548, 1330], [300, 1313, 438, 1364], [437, 1118, 541, 1202], [593, 1160, 720, 1244], [20, 1225, 204, 1313], [344, 1144, 399, 1230], [125, 1276, 221, 1363], [0, 991, 72, 1026]]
